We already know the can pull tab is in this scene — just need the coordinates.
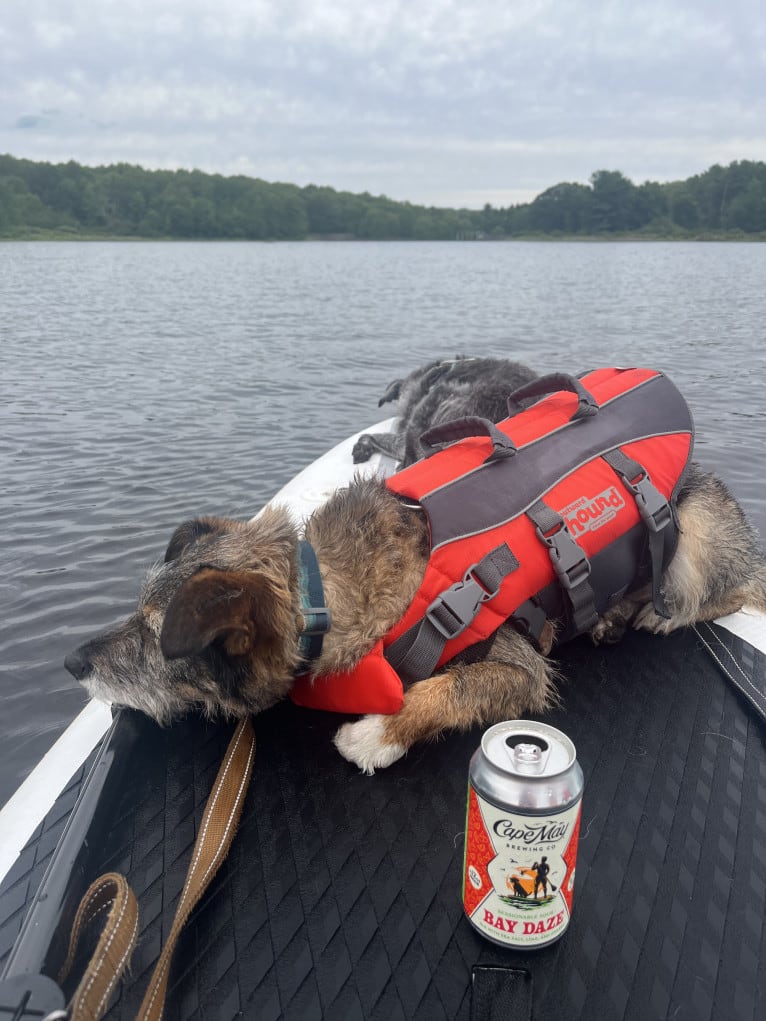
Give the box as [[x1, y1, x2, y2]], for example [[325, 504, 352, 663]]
[[505, 735, 550, 775]]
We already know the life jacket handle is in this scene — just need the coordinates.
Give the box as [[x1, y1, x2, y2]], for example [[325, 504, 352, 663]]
[[507, 372, 600, 422], [419, 416, 517, 462]]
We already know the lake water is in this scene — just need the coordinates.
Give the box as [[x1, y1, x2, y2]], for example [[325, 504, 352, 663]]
[[1, 240, 765, 809]]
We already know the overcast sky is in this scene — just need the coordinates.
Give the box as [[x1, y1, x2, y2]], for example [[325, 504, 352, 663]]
[[2, 0, 765, 208]]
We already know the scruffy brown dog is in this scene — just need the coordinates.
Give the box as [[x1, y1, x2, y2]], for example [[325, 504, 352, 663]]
[[65, 397, 766, 772]]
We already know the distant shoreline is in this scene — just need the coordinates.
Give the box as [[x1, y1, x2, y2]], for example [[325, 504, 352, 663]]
[[2, 229, 765, 243], [3, 155, 766, 240]]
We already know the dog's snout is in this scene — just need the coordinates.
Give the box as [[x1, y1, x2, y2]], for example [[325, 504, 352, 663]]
[[65, 647, 93, 681]]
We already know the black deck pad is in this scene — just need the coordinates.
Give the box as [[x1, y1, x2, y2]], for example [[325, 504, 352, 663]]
[[3, 626, 766, 1020]]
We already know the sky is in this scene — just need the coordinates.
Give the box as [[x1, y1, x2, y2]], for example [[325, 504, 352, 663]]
[[2, 0, 765, 209]]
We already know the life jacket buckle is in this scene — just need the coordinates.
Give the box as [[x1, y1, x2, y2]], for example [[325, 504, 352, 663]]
[[425, 565, 493, 640], [628, 473, 673, 533], [537, 522, 591, 591]]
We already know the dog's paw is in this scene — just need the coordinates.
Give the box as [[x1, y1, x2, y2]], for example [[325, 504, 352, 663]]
[[590, 616, 628, 645], [333, 716, 407, 774], [632, 603, 677, 635], [351, 434, 377, 464]]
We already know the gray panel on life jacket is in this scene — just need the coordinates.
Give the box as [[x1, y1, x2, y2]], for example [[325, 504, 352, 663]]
[[421, 372, 692, 551]]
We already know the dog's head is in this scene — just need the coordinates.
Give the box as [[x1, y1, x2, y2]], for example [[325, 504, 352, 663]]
[[64, 508, 303, 723]]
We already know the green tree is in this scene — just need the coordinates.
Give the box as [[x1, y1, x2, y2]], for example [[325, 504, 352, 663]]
[[0, 174, 52, 229], [304, 186, 347, 234], [267, 185, 308, 238], [670, 191, 700, 230], [0, 177, 23, 229], [724, 178, 766, 232], [590, 170, 644, 231], [527, 182, 593, 233], [690, 164, 728, 229], [159, 181, 196, 236], [357, 207, 400, 238], [635, 181, 667, 226]]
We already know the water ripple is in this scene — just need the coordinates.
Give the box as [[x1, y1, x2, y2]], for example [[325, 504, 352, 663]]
[[1, 240, 765, 805]]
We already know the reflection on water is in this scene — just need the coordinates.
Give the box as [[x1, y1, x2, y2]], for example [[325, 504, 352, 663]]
[[1, 240, 765, 806]]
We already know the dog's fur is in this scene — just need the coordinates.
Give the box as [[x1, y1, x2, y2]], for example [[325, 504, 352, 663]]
[[65, 361, 766, 772], [352, 355, 538, 467]]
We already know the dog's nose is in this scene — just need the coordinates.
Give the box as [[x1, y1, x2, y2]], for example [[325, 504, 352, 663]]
[[64, 648, 93, 681]]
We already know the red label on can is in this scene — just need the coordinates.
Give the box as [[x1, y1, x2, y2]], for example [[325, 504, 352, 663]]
[[463, 783, 581, 948]]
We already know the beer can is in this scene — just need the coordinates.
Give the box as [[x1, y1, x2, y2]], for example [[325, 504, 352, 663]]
[[462, 720, 584, 949]]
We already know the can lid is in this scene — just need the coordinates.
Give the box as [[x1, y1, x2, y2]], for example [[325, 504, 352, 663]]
[[481, 720, 575, 778]]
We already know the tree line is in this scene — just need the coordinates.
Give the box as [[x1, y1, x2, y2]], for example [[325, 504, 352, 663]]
[[1, 153, 765, 240]]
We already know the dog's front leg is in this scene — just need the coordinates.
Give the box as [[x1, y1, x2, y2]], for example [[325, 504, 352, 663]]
[[351, 431, 403, 464], [333, 653, 555, 774], [590, 588, 649, 645]]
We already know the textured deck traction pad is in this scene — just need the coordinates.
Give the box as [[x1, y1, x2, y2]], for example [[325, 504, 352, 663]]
[[5, 626, 765, 1020]]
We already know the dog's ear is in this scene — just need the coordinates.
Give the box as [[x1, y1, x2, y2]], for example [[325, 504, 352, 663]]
[[160, 567, 278, 659], [378, 378, 403, 406], [164, 517, 233, 563]]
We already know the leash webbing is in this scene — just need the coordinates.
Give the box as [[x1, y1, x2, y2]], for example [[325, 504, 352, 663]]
[[62, 716, 256, 1021], [57, 874, 139, 1021]]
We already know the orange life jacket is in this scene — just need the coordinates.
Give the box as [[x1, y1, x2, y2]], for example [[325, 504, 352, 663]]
[[290, 368, 694, 715]]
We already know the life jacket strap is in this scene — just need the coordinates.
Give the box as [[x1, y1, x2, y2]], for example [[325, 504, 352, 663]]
[[385, 543, 519, 684], [528, 500, 600, 633], [511, 597, 549, 650], [602, 449, 673, 618]]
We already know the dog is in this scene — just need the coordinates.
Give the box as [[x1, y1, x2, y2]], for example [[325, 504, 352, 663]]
[[509, 877, 529, 899], [351, 356, 538, 468], [65, 361, 766, 773]]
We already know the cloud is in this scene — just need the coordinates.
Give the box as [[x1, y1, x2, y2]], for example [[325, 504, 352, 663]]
[[2, 0, 765, 206], [15, 115, 44, 130]]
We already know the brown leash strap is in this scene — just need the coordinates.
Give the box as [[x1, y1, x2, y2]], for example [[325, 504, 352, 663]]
[[65, 717, 256, 1021], [136, 716, 255, 1021], [58, 873, 139, 1021]]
